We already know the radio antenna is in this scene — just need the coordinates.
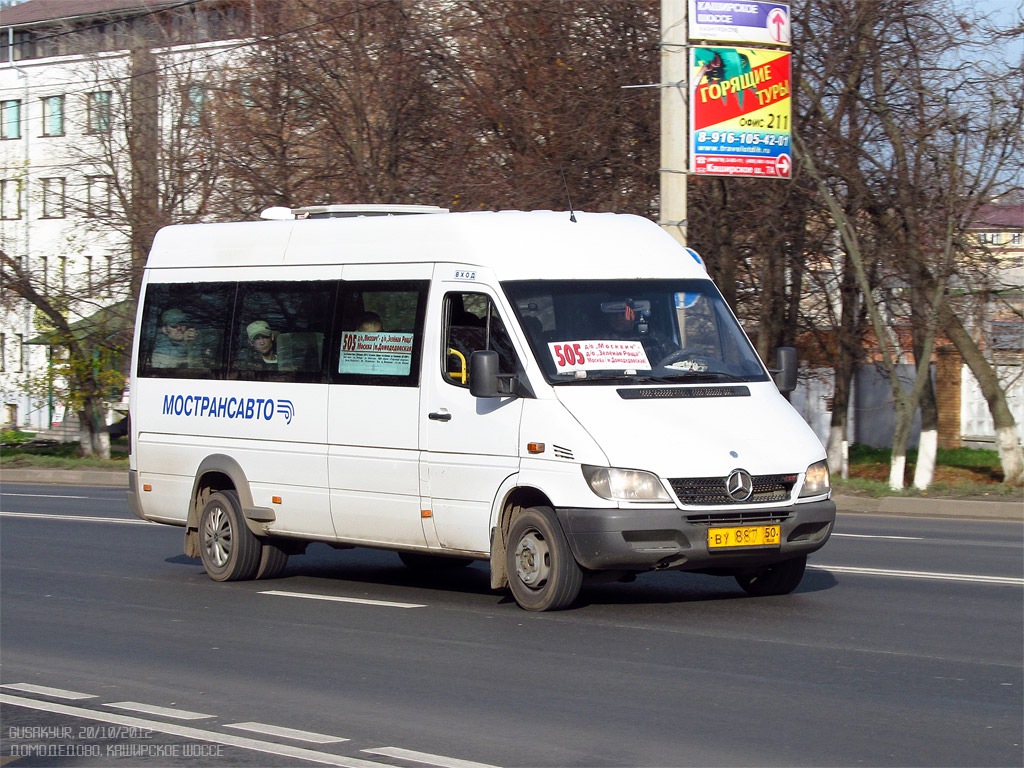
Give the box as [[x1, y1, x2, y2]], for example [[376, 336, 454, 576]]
[[559, 167, 577, 223]]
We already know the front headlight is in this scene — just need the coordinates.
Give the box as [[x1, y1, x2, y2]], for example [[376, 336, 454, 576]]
[[800, 460, 831, 497], [582, 465, 671, 501]]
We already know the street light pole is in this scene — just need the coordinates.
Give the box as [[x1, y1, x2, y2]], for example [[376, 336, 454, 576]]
[[660, 0, 688, 248]]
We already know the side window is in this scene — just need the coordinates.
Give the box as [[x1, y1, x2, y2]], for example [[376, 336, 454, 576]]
[[442, 292, 517, 387], [231, 280, 335, 383], [331, 281, 428, 387], [138, 282, 235, 379]]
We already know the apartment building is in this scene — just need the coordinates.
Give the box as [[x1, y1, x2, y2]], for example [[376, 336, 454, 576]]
[[1, 0, 247, 429]]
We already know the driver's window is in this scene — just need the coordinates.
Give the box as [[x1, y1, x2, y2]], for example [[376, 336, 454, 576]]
[[676, 295, 722, 357], [442, 292, 516, 387]]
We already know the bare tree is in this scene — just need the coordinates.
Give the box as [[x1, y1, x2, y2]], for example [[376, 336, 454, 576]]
[[795, 0, 1023, 487], [2, 8, 240, 456]]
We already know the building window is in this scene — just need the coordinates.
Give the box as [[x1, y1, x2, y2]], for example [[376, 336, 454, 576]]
[[0, 333, 5, 372], [1, 179, 22, 219], [87, 91, 111, 133], [41, 177, 65, 218], [1012, 233, 1022, 247], [104, 254, 114, 297], [1, 100, 21, 139], [184, 84, 207, 126], [87, 175, 113, 217], [16, 334, 24, 372], [41, 95, 64, 136]]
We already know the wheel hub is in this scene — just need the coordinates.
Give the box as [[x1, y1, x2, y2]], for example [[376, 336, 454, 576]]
[[514, 531, 550, 588], [202, 506, 232, 568]]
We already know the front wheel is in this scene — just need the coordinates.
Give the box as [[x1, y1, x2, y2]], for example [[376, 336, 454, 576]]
[[734, 555, 807, 596], [199, 491, 261, 582], [505, 506, 582, 611]]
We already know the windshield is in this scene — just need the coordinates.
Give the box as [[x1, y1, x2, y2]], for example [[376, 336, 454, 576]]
[[503, 279, 769, 385]]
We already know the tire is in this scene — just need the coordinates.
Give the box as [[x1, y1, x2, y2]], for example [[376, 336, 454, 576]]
[[505, 506, 582, 611], [255, 540, 289, 580], [198, 491, 261, 582], [398, 552, 473, 570], [734, 554, 807, 596]]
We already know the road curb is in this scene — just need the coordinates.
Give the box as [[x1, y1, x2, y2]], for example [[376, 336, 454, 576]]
[[2, 468, 128, 487], [833, 494, 1022, 522], [3, 469, 1021, 521]]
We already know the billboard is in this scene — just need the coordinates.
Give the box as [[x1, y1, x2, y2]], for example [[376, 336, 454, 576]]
[[690, 47, 792, 178], [688, 1, 791, 45]]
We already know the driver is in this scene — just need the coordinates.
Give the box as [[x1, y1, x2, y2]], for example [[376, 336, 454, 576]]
[[603, 304, 670, 363]]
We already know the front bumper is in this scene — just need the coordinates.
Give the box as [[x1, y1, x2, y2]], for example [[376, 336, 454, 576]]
[[557, 499, 835, 572]]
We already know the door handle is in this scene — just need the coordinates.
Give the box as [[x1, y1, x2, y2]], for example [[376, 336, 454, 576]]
[[428, 411, 452, 422]]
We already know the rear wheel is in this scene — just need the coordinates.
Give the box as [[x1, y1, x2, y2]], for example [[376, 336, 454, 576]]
[[198, 491, 261, 582], [734, 555, 807, 596], [505, 506, 582, 611], [255, 540, 289, 580]]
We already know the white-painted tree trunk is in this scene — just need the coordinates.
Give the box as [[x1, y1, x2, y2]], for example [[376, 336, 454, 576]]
[[995, 425, 1024, 486], [888, 453, 906, 490], [913, 429, 937, 489], [826, 425, 846, 477]]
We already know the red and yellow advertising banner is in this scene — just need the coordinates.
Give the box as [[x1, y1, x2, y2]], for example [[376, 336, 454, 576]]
[[690, 47, 792, 178]]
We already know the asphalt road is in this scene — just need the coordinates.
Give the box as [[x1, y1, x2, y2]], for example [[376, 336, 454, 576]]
[[1, 483, 1021, 768]]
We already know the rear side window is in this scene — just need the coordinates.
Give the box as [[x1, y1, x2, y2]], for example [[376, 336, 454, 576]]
[[331, 281, 428, 386], [137, 282, 235, 379], [231, 280, 335, 383]]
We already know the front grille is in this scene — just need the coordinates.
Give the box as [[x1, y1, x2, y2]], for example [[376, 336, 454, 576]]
[[686, 510, 791, 526], [669, 473, 797, 507]]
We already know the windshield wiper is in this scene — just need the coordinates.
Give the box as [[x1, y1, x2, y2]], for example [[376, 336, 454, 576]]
[[553, 371, 658, 385], [652, 370, 749, 383]]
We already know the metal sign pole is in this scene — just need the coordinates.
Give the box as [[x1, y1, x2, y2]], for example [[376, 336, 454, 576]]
[[659, 0, 689, 248]]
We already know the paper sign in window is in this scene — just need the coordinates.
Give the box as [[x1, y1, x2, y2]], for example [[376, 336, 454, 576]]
[[548, 340, 651, 372], [339, 332, 415, 375]]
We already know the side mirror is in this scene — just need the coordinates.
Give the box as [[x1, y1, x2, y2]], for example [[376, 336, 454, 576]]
[[772, 346, 798, 393], [469, 350, 502, 398]]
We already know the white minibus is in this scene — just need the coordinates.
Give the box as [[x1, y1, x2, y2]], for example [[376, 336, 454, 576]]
[[127, 207, 835, 611]]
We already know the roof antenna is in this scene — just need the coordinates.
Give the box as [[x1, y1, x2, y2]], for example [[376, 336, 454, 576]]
[[560, 167, 577, 223]]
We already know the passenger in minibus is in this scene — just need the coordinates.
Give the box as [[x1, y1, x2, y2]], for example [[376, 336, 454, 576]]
[[151, 308, 198, 368], [356, 312, 383, 332], [246, 320, 278, 367]]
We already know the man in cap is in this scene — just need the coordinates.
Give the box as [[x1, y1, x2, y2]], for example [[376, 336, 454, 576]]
[[151, 308, 198, 368], [247, 320, 278, 367]]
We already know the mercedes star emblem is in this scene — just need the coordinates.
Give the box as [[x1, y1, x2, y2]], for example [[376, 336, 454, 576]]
[[726, 469, 754, 502]]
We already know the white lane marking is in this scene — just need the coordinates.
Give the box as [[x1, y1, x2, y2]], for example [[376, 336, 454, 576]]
[[832, 533, 923, 540], [0, 511, 151, 525], [0, 683, 96, 700], [260, 590, 426, 609], [0, 493, 97, 500], [364, 746, 501, 768], [225, 722, 347, 744], [810, 564, 1023, 586], [104, 701, 214, 720], [0, 694, 394, 768]]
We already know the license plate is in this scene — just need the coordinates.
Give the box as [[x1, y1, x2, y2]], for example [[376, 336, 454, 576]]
[[707, 524, 781, 549]]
